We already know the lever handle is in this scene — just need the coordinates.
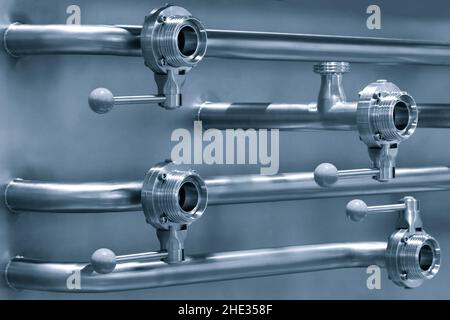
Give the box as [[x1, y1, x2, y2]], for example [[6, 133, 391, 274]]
[[90, 248, 168, 274], [313, 163, 379, 187], [88, 88, 166, 114], [346, 199, 406, 222]]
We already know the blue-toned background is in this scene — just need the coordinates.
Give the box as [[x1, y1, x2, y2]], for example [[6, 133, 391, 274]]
[[0, 0, 449, 299]]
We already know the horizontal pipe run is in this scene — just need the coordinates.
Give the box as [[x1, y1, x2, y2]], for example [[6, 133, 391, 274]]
[[5, 242, 387, 292], [6, 24, 450, 66], [5, 179, 143, 213], [206, 30, 450, 65], [5, 166, 450, 213], [3, 24, 141, 57], [197, 102, 450, 130], [417, 103, 450, 128]]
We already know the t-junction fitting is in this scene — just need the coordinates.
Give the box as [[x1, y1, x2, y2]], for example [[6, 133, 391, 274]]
[[346, 196, 440, 288], [312, 66, 417, 186], [88, 4, 207, 113]]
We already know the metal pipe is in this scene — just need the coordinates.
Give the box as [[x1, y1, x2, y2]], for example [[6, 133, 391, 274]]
[[205, 166, 450, 205], [5, 242, 386, 292], [3, 24, 141, 57], [7, 24, 450, 66], [197, 102, 450, 130], [5, 179, 142, 213], [417, 103, 450, 128], [206, 30, 450, 65], [6, 166, 450, 213], [197, 102, 356, 130]]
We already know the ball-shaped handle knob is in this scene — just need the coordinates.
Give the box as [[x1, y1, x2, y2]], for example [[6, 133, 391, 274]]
[[88, 88, 115, 114], [346, 199, 368, 222], [90, 248, 117, 274], [314, 163, 339, 187]]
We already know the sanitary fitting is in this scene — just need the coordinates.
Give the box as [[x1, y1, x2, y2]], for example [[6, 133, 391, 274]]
[[357, 80, 418, 180], [87, 161, 208, 273], [141, 161, 208, 263], [313, 72, 418, 186], [346, 196, 440, 289], [89, 4, 207, 112], [314, 61, 350, 116]]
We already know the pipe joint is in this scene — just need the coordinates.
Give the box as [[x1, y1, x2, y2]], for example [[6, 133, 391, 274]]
[[141, 161, 208, 230], [88, 5, 207, 111], [357, 80, 418, 147], [314, 62, 350, 116], [346, 196, 441, 288]]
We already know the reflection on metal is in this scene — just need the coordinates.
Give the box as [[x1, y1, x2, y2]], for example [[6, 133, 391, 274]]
[[5, 242, 387, 292], [346, 196, 441, 288], [5, 166, 450, 212], [8, 24, 450, 66]]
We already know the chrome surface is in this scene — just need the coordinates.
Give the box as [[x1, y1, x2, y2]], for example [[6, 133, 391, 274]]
[[141, 162, 207, 230], [5, 242, 387, 292], [6, 166, 450, 212], [198, 102, 450, 130], [88, 88, 166, 114], [90, 248, 168, 274], [346, 196, 441, 288], [3, 24, 141, 57], [5, 179, 143, 213], [8, 24, 450, 66], [206, 29, 450, 65]]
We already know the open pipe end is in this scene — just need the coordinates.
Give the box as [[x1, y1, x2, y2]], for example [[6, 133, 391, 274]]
[[141, 161, 208, 229]]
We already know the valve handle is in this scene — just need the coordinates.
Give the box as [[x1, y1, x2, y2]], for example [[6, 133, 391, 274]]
[[90, 248, 168, 274], [345, 199, 406, 222], [88, 88, 166, 114], [313, 163, 379, 187]]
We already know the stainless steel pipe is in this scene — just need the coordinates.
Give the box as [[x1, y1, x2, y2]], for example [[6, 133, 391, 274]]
[[3, 24, 141, 57], [6, 166, 450, 213], [197, 102, 450, 130], [5, 179, 142, 213], [5, 242, 386, 292], [6, 24, 450, 66]]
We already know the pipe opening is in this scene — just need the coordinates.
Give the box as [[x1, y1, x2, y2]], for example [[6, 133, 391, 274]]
[[393, 101, 409, 131], [419, 244, 434, 271], [177, 26, 198, 56], [178, 182, 199, 212]]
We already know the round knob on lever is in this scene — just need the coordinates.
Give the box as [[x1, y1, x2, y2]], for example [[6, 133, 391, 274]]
[[90, 248, 168, 274], [313, 163, 339, 187], [88, 88, 167, 114], [345, 199, 406, 222], [346, 199, 369, 222], [90, 248, 117, 274], [314, 162, 380, 187]]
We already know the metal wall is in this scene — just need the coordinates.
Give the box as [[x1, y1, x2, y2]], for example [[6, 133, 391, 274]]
[[1, 0, 449, 299]]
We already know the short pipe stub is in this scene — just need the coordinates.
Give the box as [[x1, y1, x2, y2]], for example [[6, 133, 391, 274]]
[[141, 161, 208, 230]]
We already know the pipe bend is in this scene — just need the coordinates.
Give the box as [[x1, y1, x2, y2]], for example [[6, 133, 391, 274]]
[[5, 242, 387, 292]]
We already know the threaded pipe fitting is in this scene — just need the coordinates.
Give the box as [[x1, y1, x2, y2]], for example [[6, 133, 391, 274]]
[[141, 5, 207, 74], [313, 61, 350, 74], [357, 80, 418, 147], [141, 162, 208, 230], [386, 230, 440, 288]]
